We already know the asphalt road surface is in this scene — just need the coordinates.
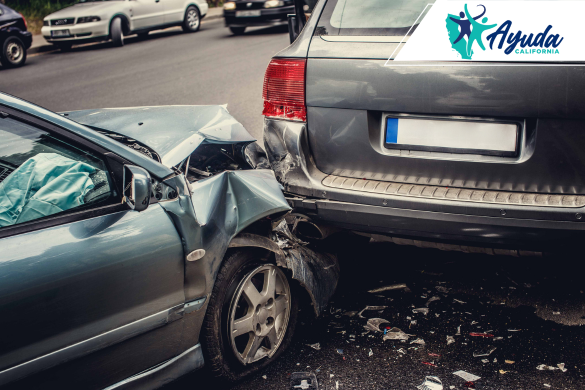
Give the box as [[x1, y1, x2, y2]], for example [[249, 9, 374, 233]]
[[0, 18, 290, 141], [169, 239, 585, 390]]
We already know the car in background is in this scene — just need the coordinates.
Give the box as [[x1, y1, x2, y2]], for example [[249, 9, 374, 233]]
[[0, 3, 32, 68], [41, 0, 208, 51], [223, 0, 294, 35], [263, 0, 585, 255]]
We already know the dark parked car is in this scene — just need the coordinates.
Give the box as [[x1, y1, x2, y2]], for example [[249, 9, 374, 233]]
[[223, 0, 295, 35], [263, 0, 585, 255], [0, 93, 338, 389], [0, 3, 32, 68]]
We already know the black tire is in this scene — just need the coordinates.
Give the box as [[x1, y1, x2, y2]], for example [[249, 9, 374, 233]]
[[1, 36, 27, 68], [202, 249, 298, 383], [55, 42, 72, 52], [230, 27, 246, 35], [182, 5, 200, 32], [111, 17, 124, 47]]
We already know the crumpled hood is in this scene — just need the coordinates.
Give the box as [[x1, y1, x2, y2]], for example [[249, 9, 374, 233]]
[[63, 105, 256, 168], [45, 2, 121, 19]]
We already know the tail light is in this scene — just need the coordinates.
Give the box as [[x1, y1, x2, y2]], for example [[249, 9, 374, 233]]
[[19, 13, 28, 29], [262, 58, 307, 122]]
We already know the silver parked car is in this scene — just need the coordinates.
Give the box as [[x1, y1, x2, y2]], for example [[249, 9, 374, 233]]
[[0, 93, 338, 389], [263, 0, 585, 255]]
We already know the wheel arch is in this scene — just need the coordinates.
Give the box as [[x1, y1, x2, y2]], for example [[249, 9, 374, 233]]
[[108, 13, 131, 37]]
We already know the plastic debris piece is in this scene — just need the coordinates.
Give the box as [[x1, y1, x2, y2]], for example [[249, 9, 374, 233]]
[[481, 359, 489, 364], [494, 336, 503, 341], [411, 338, 426, 345], [453, 299, 466, 304], [263, 375, 267, 379], [291, 372, 318, 390], [558, 363, 567, 372], [493, 358, 497, 363], [463, 382, 475, 389], [330, 374, 334, 379], [368, 283, 408, 293], [446, 336, 455, 345], [413, 308, 429, 315], [426, 296, 441, 306], [469, 332, 494, 338], [473, 346, 496, 357], [368, 348, 373, 357], [307, 343, 321, 350], [470, 321, 478, 325], [383, 327, 411, 341], [499, 370, 507, 374], [544, 384, 551, 388], [422, 361, 438, 367], [537, 364, 565, 372], [358, 305, 388, 318], [364, 318, 391, 332], [397, 348, 407, 354], [336, 349, 344, 355], [553, 311, 560, 315], [436, 286, 450, 293], [507, 329, 521, 332], [453, 371, 481, 382], [343, 311, 358, 317], [416, 376, 443, 390], [456, 325, 461, 336], [429, 353, 441, 357], [505, 360, 515, 364]]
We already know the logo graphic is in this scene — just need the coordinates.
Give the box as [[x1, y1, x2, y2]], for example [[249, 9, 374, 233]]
[[446, 4, 496, 59]]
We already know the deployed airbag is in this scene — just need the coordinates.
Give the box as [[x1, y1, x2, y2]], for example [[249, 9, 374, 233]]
[[0, 153, 96, 227]]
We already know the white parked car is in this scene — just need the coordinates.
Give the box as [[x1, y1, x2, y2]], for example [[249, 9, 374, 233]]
[[41, 0, 208, 50]]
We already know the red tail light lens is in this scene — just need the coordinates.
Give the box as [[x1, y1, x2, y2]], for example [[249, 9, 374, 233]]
[[262, 58, 307, 122], [19, 13, 28, 29]]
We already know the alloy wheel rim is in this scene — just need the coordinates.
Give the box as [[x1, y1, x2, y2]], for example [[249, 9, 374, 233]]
[[187, 9, 199, 29], [6, 42, 22, 63], [228, 264, 291, 365]]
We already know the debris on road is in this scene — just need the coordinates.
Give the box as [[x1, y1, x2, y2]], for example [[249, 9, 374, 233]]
[[536, 363, 568, 372], [291, 372, 318, 390], [453, 371, 481, 382], [413, 308, 430, 315], [368, 348, 374, 357], [453, 299, 467, 304], [411, 338, 426, 345], [473, 346, 497, 357], [416, 376, 443, 390], [422, 361, 438, 367], [436, 286, 450, 293], [469, 332, 494, 338], [364, 318, 391, 332], [383, 327, 411, 341], [336, 349, 344, 355], [505, 360, 515, 364], [358, 305, 388, 318], [447, 336, 455, 345], [426, 296, 441, 306], [307, 343, 321, 351], [368, 283, 409, 293]]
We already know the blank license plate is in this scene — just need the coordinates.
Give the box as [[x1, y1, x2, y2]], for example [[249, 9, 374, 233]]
[[236, 10, 261, 17], [384, 117, 518, 157], [51, 29, 71, 37]]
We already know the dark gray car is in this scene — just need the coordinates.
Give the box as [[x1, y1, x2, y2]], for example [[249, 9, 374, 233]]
[[263, 0, 585, 254]]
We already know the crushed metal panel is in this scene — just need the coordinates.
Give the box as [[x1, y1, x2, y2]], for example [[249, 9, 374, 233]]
[[63, 106, 256, 168]]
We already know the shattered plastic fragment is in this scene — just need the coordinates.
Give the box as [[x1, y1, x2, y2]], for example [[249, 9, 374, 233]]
[[473, 346, 497, 357], [463, 382, 475, 389], [416, 376, 443, 390], [436, 286, 450, 293], [481, 359, 489, 363], [411, 338, 426, 345], [343, 311, 358, 317], [368, 283, 409, 293], [291, 372, 318, 390], [357, 306, 388, 318], [364, 318, 391, 332], [336, 349, 344, 355], [558, 363, 567, 372], [456, 325, 461, 336], [426, 296, 441, 306], [469, 332, 494, 338], [263, 375, 267, 380], [422, 362, 438, 367], [453, 299, 466, 304], [307, 343, 321, 350], [382, 327, 411, 341], [397, 348, 407, 354], [499, 370, 507, 374], [446, 336, 455, 345], [368, 348, 374, 357], [453, 371, 481, 382], [413, 308, 429, 315], [505, 360, 515, 364]]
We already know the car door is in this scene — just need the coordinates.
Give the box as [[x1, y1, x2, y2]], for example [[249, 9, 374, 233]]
[[131, 0, 165, 29], [0, 111, 185, 387], [162, 0, 185, 25]]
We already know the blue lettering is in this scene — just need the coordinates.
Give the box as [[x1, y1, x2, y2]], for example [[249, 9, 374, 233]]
[[486, 20, 511, 49]]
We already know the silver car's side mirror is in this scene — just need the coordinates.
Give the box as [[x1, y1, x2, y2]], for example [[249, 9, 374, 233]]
[[123, 165, 152, 212]]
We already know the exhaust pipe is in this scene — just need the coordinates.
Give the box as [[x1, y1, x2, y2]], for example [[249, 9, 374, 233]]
[[295, 220, 339, 240]]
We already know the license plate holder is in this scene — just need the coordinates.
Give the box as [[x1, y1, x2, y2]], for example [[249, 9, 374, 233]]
[[235, 10, 261, 17], [51, 29, 71, 38], [384, 116, 519, 157]]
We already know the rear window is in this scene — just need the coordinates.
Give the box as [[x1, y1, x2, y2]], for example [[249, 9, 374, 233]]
[[317, 0, 430, 36]]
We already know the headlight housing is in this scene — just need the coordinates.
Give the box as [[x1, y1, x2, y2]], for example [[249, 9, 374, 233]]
[[264, 0, 284, 8], [77, 16, 100, 24], [223, 2, 236, 10], [43, 20, 49, 26]]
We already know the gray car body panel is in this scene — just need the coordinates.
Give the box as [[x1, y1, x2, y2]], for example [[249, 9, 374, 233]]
[[263, 0, 585, 250]]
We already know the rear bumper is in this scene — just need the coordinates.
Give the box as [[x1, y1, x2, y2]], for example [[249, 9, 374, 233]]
[[223, 7, 292, 27], [263, 118, 585, 251]]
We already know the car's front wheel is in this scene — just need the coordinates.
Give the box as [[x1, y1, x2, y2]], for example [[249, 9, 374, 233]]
[[202, 249, 297, 382], [230, 27, 246, 35], [182, 6, 200, 32], [1, 36, 27, 68], [111, 17, 124, 47]]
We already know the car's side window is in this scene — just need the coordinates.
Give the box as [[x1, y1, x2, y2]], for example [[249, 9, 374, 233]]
[[0, 117, 113, 228]]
